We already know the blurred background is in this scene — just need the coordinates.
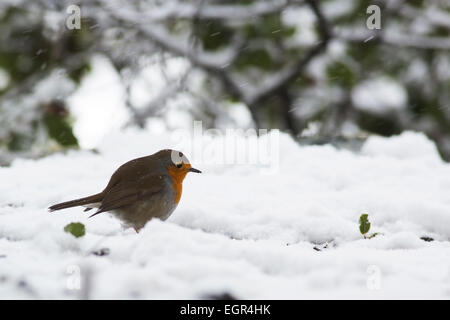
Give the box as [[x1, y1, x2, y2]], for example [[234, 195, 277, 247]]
[[0, 0, 449, 165]]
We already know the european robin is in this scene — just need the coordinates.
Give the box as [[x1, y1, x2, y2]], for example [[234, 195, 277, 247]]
[[49, 149, 201, 232]]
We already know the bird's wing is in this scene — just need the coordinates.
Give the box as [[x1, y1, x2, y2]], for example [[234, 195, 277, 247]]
[[102, 155, 155, 193], [90, 175, 165, 217]]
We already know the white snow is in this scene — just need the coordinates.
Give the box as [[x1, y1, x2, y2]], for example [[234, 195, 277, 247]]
[[352, 77, 408, 115], [1, 129, 450, 299], [282, 7, 317, 46], [68, 55, 129, 149]]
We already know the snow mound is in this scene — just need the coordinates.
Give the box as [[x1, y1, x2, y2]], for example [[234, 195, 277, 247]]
[[351, 77, 407, 115], [1, 129, 450, 299], [362, 131, 441, 162]]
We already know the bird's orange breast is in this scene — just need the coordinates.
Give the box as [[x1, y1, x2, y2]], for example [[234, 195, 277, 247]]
[[167, 166, 189, 204]]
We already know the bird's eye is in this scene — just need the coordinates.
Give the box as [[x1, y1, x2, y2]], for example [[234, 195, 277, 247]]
[[179, 152, 183, 157], [176, 163, 182, 168]]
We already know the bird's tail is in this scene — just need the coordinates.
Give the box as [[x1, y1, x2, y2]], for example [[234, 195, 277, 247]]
[[48, 193, 103, 212]]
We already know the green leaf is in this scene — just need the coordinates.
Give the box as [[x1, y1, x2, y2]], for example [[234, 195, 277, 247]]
[[326, 61, 356, 88], [43, 114, 78, 147], [68, 63, 91, 84], [235, 49, 274, 71], [195, 20, 233, 51], [359, 213, 371, 235], [7, 132, 33, 151], [64, 222, 86, 238]]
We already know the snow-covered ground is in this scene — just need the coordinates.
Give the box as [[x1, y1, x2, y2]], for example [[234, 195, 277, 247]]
[[1, 129, 450, 299]]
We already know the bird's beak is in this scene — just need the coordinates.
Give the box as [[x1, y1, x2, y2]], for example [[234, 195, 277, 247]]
[[188, 167, 202, 173]]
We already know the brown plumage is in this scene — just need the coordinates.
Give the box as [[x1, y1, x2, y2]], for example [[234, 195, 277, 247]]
[[49, 149, 201, 232]]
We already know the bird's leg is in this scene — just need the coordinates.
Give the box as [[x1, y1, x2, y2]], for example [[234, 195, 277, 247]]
[[134, 227, 140, 233]]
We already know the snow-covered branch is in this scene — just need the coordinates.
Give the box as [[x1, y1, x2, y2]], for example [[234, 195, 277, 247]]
[[246, 41, 327, 105], [247, 0, 331, 105], [106, 8, 242, 70], [400, 4, 450, 29], [99, 0, 295, 22], [103, 0, 330, 129], [336, 28, 450, 50], [334, 0, 450, 50]]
